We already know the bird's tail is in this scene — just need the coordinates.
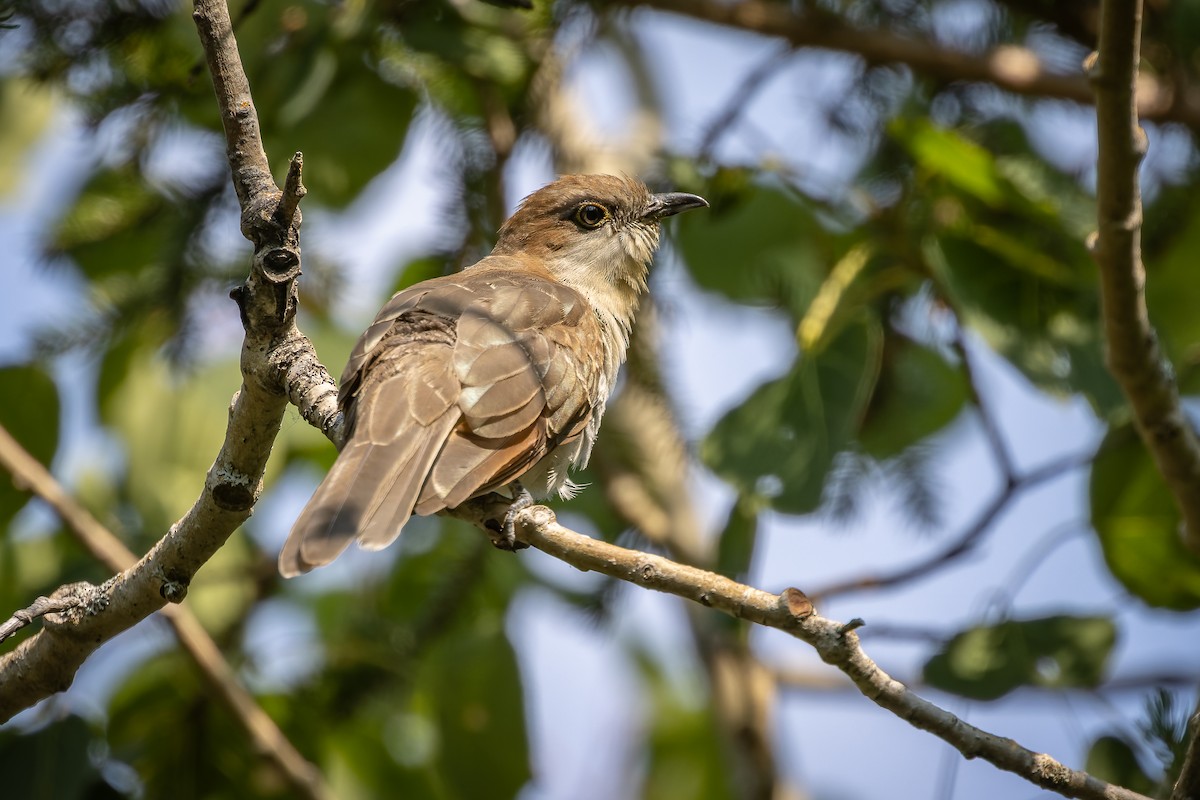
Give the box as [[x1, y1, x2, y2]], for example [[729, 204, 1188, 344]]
[[278, 410, 457, 577]]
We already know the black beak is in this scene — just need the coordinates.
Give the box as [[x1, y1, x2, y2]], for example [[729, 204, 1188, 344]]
[[644, 192, 709, 220]]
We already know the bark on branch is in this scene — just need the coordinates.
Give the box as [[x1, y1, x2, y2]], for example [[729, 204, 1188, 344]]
[[1092, 0, 1200, 554]]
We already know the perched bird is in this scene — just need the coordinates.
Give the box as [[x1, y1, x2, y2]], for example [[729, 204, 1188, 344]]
[[279, 174, 707, 577]]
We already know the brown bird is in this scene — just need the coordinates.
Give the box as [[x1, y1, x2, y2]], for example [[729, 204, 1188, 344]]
[[279, 174, 707, 576]]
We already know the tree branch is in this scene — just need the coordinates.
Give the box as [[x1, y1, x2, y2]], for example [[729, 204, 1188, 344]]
[[497, 504, 1150, 800], [809, 452, 1091, 601], [1091, 0, 1200, 554], [1174, 691, 1200, 800], [0, 1, 331, 796], [621, 0, 1200, 131]]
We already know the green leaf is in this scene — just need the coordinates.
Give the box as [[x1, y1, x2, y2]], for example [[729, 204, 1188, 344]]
[[923, 615, 1116, 700], [51, 166, 168, 278], [859, 336, 966, 458], [674, 184, 828, 314], [641, 668, 737, 800], [0, 364, 59, 530], [891, 117, 1007, 206], [702, 320, 881, 514], [1089, 422, 1200, 609], [1085, 736, 1159, 795], [715, 496, 758, 580], [927, 233, 1121, 416], [419, 611, 530, 799], [107, 651, 279, 799], [0, 714, 107, 800], [1145, 194, 1200, 370]]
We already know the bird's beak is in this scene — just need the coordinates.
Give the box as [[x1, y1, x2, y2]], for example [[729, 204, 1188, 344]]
[[644, 192, 709, 220]]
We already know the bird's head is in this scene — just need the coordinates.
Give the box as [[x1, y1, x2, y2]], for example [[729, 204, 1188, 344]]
[[492, 174, 708, 326]]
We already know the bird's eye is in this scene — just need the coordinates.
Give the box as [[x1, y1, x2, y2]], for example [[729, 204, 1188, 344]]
[[574, 203, 609, 229]]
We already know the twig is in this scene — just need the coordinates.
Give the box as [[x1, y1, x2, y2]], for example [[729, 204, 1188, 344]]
[[622, 0, 1200, 131], [0, 425, 328, 800], [809, 452, 1092, 601], [774, 665, 1200, 696], [952, 328, 1015, 483], [0, 595, 81, 644], [697, 43, 794, 162], [276, 151, 307, 231], [1174, 692, 1200, 800], [499, 505, 1150, 800], [1091, 0, 1200, 554]]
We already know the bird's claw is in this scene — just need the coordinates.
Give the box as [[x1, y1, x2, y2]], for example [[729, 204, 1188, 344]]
[[487, 484, 533, 551]]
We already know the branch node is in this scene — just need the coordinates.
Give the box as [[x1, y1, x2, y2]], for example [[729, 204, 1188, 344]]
[[1133, 125, 1149, 160], [781, 587, 814, 618], [0, 593, 83, 643], [259, 248, 301, 284], [276, 151, 307, 229], [159, 570, 190, 604], [211, 467, 256, 511], [839, 618, 866, 637]]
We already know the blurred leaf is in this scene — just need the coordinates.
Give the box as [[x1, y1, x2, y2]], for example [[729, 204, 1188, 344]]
[[389, 254, 452, 296], [641, 667, 736, 800], [51, 166, 169, 277], [0, 80, 57, 197], [104, 350, 239, 536], [923, 615, 1116, 700], [1090, 422, 1200, 609], [703, 320, 881, 514], [419, 609, 529, 798], [108, 651, 287, 800], [892, 117, 1007, 206], [1085, 736, 1158, 796], [0, 364, 59, 530], [927, 233, 1121, 416], [0, 714, 109, 800], [894, 119, 1122, 416], [675, 185, 828, 314], [715, 496, 758, 579], [859, 336, 966, 458], [1146, 194, 1200, 372]]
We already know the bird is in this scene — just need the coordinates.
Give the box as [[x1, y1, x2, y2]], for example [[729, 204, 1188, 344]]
[[279, 174, 708, 577]]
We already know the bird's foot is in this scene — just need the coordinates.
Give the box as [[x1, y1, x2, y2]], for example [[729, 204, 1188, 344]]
[[486, 484, 533, 551]]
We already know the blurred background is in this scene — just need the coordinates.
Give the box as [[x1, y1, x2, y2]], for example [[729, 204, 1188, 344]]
[[1, 0, 1199, 797]]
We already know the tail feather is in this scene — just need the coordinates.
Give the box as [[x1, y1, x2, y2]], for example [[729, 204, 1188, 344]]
[[279, 441, 378, 577], [357, 409, 457, 550], [278, 412, 458, 576]]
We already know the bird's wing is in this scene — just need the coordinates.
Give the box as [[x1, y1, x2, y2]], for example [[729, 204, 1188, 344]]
[[280, 259, 602, 576], [414, 266, 604, 513]]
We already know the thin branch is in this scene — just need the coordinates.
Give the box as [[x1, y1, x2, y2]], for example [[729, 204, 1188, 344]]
[[809, 452, 1092, 601], [0, 594, 81, 644], [1092, 0, 1200, 554], [0, 425, 328, 800], [952, 328, 1015, 483], [276, 151, 307, 231], [1174, 691, 1200, 800], [497, 505, 1151, 800], [697, 43, 794, 162], [620, 0, 1200, 131], [774, 665, 1200, 696]]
